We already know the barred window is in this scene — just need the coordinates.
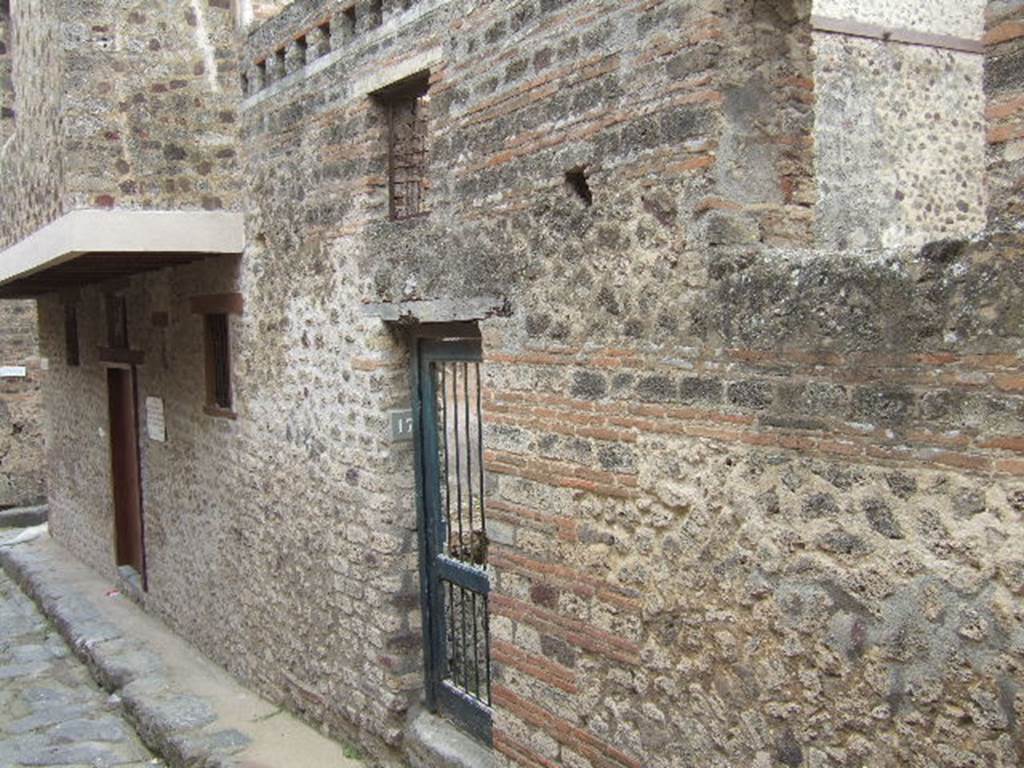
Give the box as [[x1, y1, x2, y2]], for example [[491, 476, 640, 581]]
[[205, 314, 231, 410], [190, 293, 243, 417], [377, 72, 430, 221]]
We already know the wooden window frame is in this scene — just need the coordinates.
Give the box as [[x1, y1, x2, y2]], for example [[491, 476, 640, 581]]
[[190, 293, 243, 419]]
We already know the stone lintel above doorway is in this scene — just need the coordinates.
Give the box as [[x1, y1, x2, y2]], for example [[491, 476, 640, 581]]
[[362, 296, 511, 326]]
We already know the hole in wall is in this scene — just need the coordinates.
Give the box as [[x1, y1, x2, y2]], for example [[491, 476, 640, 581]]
[[342, 4, 356, 35], [565, 166, 592, 207]]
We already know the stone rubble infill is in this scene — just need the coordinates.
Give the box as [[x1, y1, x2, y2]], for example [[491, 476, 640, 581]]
[[0, 536, 366, 768]]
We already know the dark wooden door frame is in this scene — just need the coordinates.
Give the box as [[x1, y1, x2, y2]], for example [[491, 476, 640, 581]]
[[106, 364, 147, 589]]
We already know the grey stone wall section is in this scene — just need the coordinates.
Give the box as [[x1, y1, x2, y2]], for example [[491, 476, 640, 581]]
[[0, 300, 44, 509], [0, 0, 64, 250], [814, 35, 987, 249]]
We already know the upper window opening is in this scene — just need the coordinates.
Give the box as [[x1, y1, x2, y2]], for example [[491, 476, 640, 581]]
[[375, 71, 431, 221], [190, 293, 243, 417], [106, 295, 129, 350]]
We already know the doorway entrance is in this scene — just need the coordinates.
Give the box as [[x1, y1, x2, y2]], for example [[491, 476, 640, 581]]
[[107, 366, 146, 587], [414, 334, 493, 742]]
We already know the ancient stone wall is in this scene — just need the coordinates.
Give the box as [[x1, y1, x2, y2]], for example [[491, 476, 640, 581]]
[[986, 1, 1024, 230], [0, 300, 44, 509], [59, 0, 242, 214], [31, 1, 1024, 767], [0, 0, 13, 145], [0, 0, 65, 250], [0, 0, 242, 250]]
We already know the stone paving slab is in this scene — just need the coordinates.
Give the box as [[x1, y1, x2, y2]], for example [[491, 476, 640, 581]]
[[0, 535, 367, 768], [0, 562, 161, 768]]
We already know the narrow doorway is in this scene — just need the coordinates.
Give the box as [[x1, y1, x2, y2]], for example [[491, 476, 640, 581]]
[[107, 366, 146, 587], [413, 333, 493, 742]]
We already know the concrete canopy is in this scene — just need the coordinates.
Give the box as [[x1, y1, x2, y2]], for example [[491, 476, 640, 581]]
[[0, 209, 246, 298]]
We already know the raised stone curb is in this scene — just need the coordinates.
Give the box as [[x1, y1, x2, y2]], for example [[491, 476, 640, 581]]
[[0, 504, 48, 528], [0, 542, 249, 768]]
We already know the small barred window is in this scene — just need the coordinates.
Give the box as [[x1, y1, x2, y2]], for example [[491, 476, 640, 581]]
[[378, 72, 430, 221], [205, 313, 232, 410]]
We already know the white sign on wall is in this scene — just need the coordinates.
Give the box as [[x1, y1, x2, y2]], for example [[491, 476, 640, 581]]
[[0, 366, 27, 378], [146, 397, 166, 442]]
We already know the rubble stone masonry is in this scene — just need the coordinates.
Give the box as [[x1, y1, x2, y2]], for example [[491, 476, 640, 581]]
[[0, 300, 44, 509], [6, 1, 1024, 767]]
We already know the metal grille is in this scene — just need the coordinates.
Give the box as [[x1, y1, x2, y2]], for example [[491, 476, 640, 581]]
[[387, 95, 428, 220], [434, 361, 491, 707], [206, 313, 231, 409]]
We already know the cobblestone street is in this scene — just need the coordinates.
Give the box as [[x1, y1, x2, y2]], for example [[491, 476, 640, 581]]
[[0, 567, 161, 768]]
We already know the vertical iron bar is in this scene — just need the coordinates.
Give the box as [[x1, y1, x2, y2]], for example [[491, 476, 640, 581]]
[[460, 585, 468, 693], [452, 364, 464, 557], [472, 590, 481, 698], [475, 363, 486, 535], [483, 593, 492, 705], [440, 365, 452, 548], [447, 580, 457, 688], [464, 362, 474, 540]]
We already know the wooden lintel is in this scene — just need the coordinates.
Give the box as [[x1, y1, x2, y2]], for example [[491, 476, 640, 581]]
[[190, 292, 244, 315], [98, 347, 146, 365], [811, 15, 984, 55]]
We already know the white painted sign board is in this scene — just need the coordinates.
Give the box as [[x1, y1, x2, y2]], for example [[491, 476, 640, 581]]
[[0, 366, 27, 378], [146, 397, 166, 442]]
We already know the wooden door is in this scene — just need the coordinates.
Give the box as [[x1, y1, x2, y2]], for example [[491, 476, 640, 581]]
[[107, 367, 145, 583]]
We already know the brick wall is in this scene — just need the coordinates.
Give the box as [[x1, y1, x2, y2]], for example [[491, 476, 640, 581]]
[[986, 1, 1024, 229]]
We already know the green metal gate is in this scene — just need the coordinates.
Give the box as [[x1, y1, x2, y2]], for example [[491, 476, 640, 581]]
[[413, 335, 493, 741]]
